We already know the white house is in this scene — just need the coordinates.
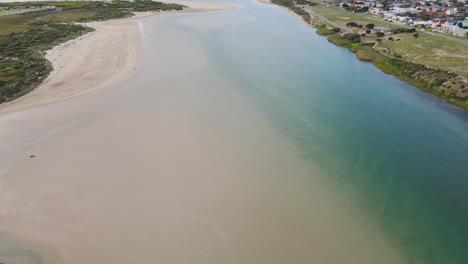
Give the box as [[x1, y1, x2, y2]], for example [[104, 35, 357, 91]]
[[441, 21, 468, 37], [370, 8, 384, 15]]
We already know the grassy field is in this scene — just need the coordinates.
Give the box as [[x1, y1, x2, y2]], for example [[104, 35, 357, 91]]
[[378, 33, 468, 77]]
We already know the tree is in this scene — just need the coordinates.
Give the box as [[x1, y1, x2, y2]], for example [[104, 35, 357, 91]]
[[346, 21, 358, 27], [413, 33, 419, 38], [376, 32, 385, 37], [365, 23, 375, 29], [366, 29, 371, 34]]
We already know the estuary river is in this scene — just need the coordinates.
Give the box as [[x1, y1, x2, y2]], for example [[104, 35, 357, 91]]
[[0, 1, 467, 263]]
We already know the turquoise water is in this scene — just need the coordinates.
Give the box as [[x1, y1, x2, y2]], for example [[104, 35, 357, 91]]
[[164, 1, 468, 263]]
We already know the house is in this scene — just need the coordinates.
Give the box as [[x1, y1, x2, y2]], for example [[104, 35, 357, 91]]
[[431, 19, 447, 28], [413, 20, 433, 26], [363, 1, 376, 7], [391, 7, 409, 13], [370, 7, 384, 15], [407, 16, 422, 24], [445, 7, 457, 16], [383, 11, 397, 20], [421, 12, 439, 19], [441, 20, 468, 37], [392, 14, 410, 22], [427, 5, 442, 12]]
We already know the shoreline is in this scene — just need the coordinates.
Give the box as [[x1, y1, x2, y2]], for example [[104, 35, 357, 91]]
[[258, 0, 468, 110], [0, 2, 234, 116], [258, 0, 312, 27], [0, 2, 234, 263]]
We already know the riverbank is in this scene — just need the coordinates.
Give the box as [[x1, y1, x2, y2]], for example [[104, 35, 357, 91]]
[[0, 1, 233, 115], [259, 0, 468, 110]]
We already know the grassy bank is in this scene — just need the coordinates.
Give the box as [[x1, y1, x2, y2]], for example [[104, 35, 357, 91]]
[[267, 1, 468, 110], [324, 31, 467, 109], [0, 0, 184, 104]]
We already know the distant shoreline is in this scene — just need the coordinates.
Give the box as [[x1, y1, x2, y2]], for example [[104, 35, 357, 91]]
[[0, 1, 234, 115]]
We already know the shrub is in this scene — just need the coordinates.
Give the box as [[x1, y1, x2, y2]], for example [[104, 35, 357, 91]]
[[343, 33, 361, 43], [391, 27, 417, 34]]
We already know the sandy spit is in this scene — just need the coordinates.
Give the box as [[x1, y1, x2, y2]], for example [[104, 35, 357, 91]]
[[0, 2, 233, 116]]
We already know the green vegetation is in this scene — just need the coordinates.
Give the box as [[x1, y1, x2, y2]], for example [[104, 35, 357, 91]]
[[378, 33, 468, 77], [0, 22, 93, 103], [316, 24, 340, 35], [324, 30, 468, 109], [391, 27, 417, 34], [0, 8, 39, 17], [0, 0, 184, 103], [77, 0, 183, 21], [270, 0, 314, 24]]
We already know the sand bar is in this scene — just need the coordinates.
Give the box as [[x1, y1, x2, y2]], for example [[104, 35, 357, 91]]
[[0, 1, 233, 116]]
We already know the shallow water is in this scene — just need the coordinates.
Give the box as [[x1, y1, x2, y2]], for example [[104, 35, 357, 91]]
[[0, 1, 467, 264], [186, 0, 468, 263]]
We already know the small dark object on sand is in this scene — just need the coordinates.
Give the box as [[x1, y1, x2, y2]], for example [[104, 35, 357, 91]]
[[29, 155, 35, 158]]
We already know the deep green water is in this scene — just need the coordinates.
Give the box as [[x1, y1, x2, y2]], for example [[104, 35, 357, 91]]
[[158, 1, 468, 263]]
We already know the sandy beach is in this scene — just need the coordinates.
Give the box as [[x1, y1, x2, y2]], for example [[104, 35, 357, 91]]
[[0, 1, 233, 116]]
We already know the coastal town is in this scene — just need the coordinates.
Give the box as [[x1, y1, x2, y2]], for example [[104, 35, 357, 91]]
[[322, 0, 468, 37]]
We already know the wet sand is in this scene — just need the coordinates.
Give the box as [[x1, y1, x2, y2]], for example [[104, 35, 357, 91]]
[[0, 2, 404, 264]]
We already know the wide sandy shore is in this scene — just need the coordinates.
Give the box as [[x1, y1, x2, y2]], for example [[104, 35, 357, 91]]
[[0, 2, 404, 264], [0, 1, 233, 116]]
